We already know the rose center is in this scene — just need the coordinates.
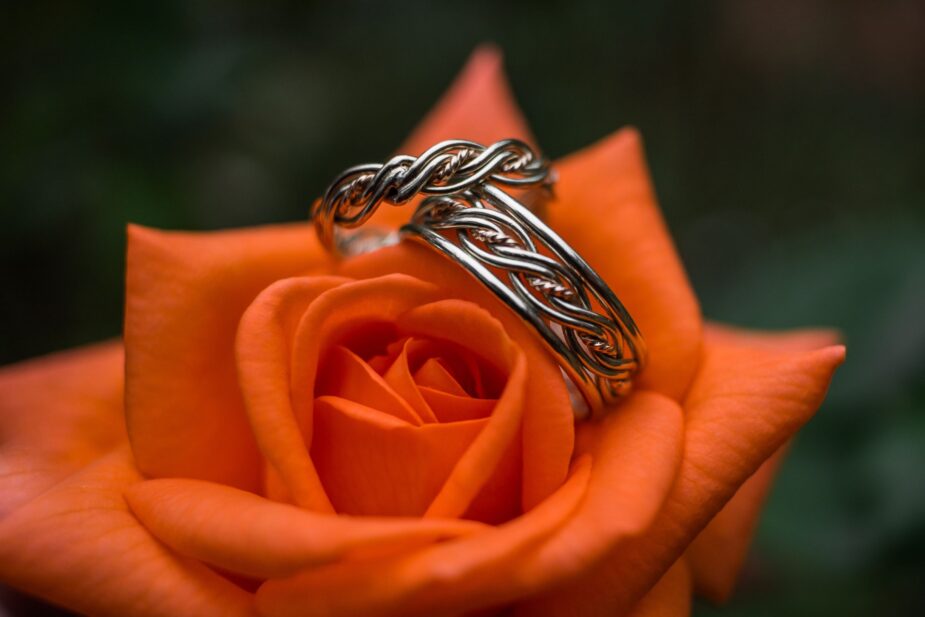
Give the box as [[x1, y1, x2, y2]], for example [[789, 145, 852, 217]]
[[307, 324, 521, 521]]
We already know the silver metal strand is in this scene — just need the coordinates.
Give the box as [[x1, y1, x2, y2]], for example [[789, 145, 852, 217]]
[[402, 183, 646, 419], [312, 139, 550, 257]]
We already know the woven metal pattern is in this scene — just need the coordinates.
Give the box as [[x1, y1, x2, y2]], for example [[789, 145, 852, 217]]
[[403, 183, 646, 416], [312, 139, 549, 255]]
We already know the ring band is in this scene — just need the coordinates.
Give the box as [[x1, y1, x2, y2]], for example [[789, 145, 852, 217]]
[[311, 139, 550, 257], [312, 139, 646, 417], [402, 182, 646, 418]]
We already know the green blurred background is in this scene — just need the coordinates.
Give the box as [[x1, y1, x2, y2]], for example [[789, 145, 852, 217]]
[[1, 1, 923, 615]]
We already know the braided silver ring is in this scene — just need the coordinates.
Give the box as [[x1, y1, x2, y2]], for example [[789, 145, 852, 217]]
[[312, 139, 646, 418], [311, 139, 550, 257], [402, 183, 646, 418]]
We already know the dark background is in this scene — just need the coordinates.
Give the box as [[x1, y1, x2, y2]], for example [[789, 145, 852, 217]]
[[1, 1, 923, 615]]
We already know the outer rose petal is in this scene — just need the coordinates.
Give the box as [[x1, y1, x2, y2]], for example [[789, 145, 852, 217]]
[[256, 459, 592, 617], [256, 392, 682, 617], [550, 128, 702, 401], [518, 330, 845, 615], [0, 449, 255, 617], [0, 341, 125, 517], [125, 224, 325, 492], [125, 478, 485, 579], [626, 558, 692, 617], [702, 322, 841, 353], [369, 45, 534, 230], [687, 444, 787, 603], [510, 392, 684, 617], [686, 323, 842, 602]]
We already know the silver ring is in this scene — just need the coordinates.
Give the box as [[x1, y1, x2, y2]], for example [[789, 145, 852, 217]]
[[312, 139, 646, 418], [311, 139, 550, 258], [401, 183, 646, 418]]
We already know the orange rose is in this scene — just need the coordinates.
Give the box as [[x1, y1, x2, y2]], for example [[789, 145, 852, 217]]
[[0, 47, 844, 617]]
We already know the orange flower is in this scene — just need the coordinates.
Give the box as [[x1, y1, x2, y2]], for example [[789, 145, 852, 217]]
[[0, 47, 844, 617]]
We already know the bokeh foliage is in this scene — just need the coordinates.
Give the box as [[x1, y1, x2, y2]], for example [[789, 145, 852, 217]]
[[1, 1, 923, 615]]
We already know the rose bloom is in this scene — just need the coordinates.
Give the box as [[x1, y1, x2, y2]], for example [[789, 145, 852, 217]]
[[0, 48, 844, 617]]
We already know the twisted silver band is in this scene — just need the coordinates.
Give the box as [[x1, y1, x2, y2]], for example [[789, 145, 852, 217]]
[[312, 139, 646, 417], [312, 139, 550, 257], [402, 183, 646, 418]]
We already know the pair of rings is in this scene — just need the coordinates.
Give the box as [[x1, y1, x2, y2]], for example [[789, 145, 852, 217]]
[[311, 139, 646, 419]]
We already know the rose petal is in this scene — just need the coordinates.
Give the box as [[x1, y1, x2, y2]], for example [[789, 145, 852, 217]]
[[339, 243, 574, 512], [396, 300, 525, 519], [369, 45, 534, 230], [550, 128, 703, 401], [238, 274, 437, 511], [255, 458, 592, 617], [125, 478, 486, 579], [624, 558, 693, 617], [684, 322, 842, 602], [686, 444, 787, 603], [518, 333, 845, 615], [381, 338, 439, 423], [509, 391, 684, 617], [317, 345, 421, 424], [125, 223, 324, 492], [256, 391, 682, 617], [406, 337, 498, 400], [312, 396, 488, 517], [414, 357, 469, 397], [236, 276, 351, 512], [0, 341, 125, 517], [462, 426, 523, 526], [704, 322, 842, 352], [419, 387, 496, 423], [0, 449, 254, 617]]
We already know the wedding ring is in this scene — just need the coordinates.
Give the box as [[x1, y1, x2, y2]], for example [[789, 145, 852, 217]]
[[401, 183, 645, 418], [312, 139, 646, 418], [311, 139, 550, 258]]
